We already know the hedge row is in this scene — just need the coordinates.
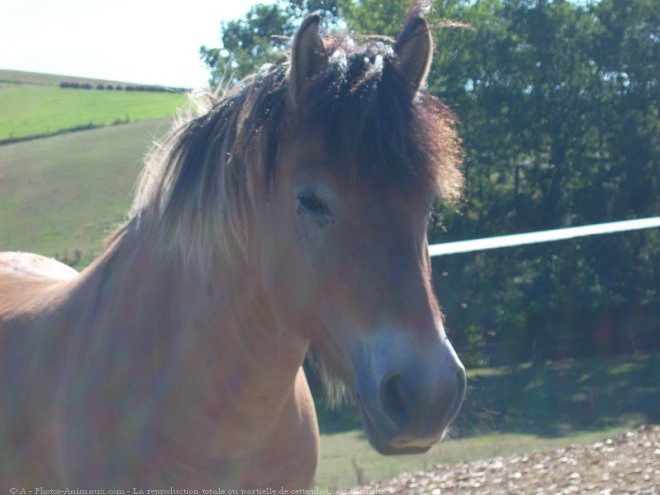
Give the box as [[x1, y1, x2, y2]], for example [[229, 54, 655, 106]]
[[59, 81, 187, 93]]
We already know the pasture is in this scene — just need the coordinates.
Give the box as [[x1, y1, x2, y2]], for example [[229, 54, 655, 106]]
[[0, 69, 186, 142], [0, 74, 656, 488], [0, 119, 172, 266], [316, 424, 632, 488]]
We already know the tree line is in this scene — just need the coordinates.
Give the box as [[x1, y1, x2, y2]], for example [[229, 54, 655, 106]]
[[201, 0, 659, 367]]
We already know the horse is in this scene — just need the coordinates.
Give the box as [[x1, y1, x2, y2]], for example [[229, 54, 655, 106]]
[[0, 8, 466, 489]]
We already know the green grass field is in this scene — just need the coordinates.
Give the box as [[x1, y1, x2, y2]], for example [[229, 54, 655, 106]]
[[314, 425, 631, 488], [0, 70, 185, 264], [0, 119, 172, 266], [0, 70, 187, 142]]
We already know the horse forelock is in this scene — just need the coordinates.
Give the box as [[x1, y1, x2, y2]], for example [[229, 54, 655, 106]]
[[299, 36, 463, 200], [128, 31, 463, 268]]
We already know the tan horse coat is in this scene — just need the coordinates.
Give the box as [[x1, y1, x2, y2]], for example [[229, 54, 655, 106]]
[[1, 244, 318, 487]]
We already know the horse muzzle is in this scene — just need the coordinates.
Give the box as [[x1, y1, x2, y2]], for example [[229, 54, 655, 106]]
[[355, 335, 466, 455]]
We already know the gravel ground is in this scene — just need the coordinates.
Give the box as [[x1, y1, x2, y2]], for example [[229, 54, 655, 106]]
[[345, 425, 659, 495]]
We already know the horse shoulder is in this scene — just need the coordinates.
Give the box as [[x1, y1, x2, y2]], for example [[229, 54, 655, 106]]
[[0, 251, 78, 316]]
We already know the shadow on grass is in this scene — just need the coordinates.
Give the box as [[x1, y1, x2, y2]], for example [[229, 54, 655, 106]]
[[312, 352, 660, 438]]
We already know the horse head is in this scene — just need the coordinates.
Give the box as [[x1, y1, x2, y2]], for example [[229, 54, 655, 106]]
[[253, 12, 466, 454]]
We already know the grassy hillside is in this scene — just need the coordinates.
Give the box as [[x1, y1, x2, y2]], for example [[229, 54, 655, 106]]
[[0, 70, 187, 142], [0, 119, 171, 266]]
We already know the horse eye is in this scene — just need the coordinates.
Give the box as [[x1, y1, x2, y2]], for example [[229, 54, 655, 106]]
[[297, 194, 331, 217]]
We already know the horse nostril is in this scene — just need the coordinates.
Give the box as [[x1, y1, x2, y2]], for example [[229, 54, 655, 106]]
[[379, 374, 409, 428]]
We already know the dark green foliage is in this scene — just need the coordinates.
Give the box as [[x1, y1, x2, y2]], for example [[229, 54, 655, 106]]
[[200, 0, 342, 87], [422, 0, 659, 366]]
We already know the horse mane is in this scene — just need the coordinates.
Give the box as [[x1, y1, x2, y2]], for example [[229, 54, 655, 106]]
[[127, 29, 463, 268]]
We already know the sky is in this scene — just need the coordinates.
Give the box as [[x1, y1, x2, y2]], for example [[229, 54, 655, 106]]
[[0, 0, 274, 89]]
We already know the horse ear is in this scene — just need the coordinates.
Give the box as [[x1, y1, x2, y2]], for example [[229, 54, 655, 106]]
[[288, 14, 327, 108], [393, 15, 433, 95]]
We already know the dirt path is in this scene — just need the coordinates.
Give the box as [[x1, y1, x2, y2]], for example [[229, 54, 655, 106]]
[[346, 425, 659, 494]]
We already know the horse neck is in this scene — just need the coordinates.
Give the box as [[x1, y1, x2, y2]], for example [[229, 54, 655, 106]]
[[68, 225, 310, 416]]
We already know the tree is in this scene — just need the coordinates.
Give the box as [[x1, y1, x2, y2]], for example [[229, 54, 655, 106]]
[[430, 0, 658, 365], [200, 0, 341, 87]]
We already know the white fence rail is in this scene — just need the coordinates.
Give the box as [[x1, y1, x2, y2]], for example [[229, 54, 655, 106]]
[[429, 216, 660, 257]]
